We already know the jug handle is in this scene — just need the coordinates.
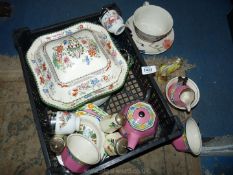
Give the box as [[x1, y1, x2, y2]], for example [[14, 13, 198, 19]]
[[144, 85, 152, 102], [178, 76, 188, 85]]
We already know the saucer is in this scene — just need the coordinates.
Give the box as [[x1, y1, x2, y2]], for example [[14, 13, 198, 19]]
[[126, 16, 174, 55], [165, 77, 200, 111]]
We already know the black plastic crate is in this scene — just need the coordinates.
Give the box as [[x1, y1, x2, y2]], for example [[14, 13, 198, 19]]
[[13, 3, 183, 175]]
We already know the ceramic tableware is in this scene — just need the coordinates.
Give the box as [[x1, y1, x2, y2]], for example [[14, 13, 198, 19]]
[[100, 113, 126, 133], [76, 111, 106, 160], [49, 135, 66, 154], [167, 84, 191, 107], [126, 1, 174, 54], [47, 111, 80, 135], [104, 132, 128, 156], [133, 1, 173, 42], [166, 76, 200, 112], [78, 103, 109, 120], [172, 117, 202, 155], [79, 118, 102, 149], [126, 16, 174, 54], [61, 134, 100, 173], [119, 101, 159, 150], [99, 8, 125, 35], [56, 104, 109, 166], [179, 88, 195, 112], [26, 22, 128, 110]]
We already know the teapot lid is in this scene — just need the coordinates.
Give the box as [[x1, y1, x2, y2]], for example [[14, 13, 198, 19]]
[[127, 102, 156, 131]]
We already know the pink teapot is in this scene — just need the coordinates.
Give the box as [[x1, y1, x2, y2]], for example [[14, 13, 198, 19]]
[[119, 97, 159, 150]]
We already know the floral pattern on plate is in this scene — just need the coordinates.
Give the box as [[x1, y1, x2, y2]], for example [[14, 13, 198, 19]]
[[51, 35, 101, 71], [26, 22, 128, 110], [126, 16, 174, 55]]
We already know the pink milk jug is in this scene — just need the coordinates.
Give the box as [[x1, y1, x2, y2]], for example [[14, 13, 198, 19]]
[[119, 100, 159, 150]]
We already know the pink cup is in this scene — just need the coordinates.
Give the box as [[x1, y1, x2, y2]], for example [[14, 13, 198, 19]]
[[61, 147, 89, 173], [61, 134, 100, 173], [172, 117, 202, 155]]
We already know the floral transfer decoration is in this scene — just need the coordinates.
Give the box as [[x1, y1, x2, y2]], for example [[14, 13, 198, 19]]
[[30, 53, 55, 96], [77, 103, 108, 120], [57, 111, 72, 129], [43, 29, 114, 86], [127, 102, 156, 131], [105, 138, 115, 155], [125, 16, 174, 55], [76, 111, 102, 122], [149, 38, 174, 53], [79, 123, 97, 145], [162, 39, 173, 50], [182, 132, 189, 150], [102, 10, 121, 31], [26, 22, 128, 110], [109, 121, 118, 128], [51, 35, 101, 71], [75, 111, 106, 160]]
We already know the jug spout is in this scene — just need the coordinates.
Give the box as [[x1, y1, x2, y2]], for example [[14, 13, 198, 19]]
[[127, 133, 140, 150]]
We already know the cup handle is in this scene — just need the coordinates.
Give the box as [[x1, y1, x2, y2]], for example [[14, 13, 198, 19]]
[[143, 1, 150, 6]]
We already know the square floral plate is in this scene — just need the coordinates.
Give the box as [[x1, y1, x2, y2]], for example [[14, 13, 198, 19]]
[[26, 22, 128, 110]]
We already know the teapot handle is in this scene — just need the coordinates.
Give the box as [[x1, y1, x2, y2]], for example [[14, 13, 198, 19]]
[[178, 76, 188, 85], [144, 85, 152, 102]]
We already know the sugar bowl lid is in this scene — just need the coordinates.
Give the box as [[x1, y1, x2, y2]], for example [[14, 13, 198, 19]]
[[127, 102, 156, 131]]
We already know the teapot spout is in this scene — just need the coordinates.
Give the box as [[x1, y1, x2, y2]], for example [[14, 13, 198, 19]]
[[127, 133, 140, 150], [186, 105, 191, 112]]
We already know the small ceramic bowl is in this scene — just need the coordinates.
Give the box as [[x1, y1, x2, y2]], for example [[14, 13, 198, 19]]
[[133, 2, 173, 42], [165, 77, 200, 111]]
